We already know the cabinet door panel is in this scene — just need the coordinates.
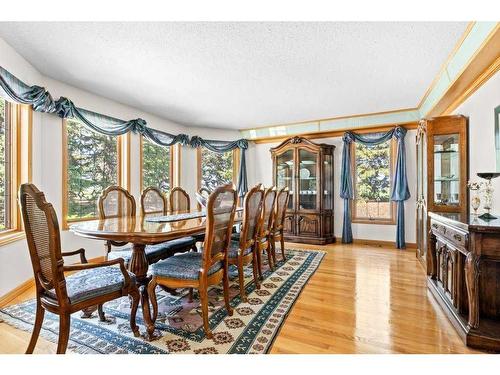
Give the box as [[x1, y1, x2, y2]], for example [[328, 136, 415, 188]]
[[283, 214, 295, 236], [297, 214, 320, 237]]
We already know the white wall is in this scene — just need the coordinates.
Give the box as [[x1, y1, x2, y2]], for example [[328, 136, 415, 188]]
[[453, 71, 500, 213], [0, 38, 240, 297], [247, 132, 417, 244]]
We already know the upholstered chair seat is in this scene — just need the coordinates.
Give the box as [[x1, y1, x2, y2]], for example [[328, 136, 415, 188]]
[[46, 266, 136, 305], [150, 252, 223, 280], [227, 240, 253, 258], [108, 237, 197, 265]]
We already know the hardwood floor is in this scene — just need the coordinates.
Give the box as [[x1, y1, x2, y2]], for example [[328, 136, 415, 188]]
[[0, 242, 479, 354]]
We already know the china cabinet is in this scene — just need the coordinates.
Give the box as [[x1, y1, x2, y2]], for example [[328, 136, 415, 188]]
[[416, 115, 469, 267], [271, 136, 335, 244]]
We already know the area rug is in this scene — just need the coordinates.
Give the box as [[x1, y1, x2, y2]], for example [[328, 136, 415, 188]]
[[0, 248, 324, 354]]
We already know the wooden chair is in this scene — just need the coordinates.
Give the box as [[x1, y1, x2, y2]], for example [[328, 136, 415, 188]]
[[227, 184, 264, 301], [141, 186, 168, 215], [199, 187, 211, 197], [147, 184, 237, 339], [19, 183, 140, 354], [103, 186, 196, 269], [270, 188, 290, 263], [169, 186, 190, 213], [256, 187, 277, 277]]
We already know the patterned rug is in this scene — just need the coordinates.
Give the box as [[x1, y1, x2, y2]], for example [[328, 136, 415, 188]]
[[0, 249, 324, 354]]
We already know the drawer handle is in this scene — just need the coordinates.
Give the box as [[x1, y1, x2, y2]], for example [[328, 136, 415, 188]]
[[453, 234, 462, 242]]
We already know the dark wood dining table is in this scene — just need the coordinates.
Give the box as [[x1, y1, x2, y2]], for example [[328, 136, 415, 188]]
[[70, 209, 243, 340]]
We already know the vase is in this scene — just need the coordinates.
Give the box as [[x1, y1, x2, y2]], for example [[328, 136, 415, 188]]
[[471, 192, 481, 216]]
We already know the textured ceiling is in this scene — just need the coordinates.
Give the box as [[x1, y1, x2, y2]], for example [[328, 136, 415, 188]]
[[0, 22, 468, 129]]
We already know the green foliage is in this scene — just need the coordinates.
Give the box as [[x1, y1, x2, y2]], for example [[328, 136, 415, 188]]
[[0, 99, 6, 230], [142, 139, 171, 192], [201, 149, 233, 191], [67, 118, 118, 219], [354, 141, 390, 202]]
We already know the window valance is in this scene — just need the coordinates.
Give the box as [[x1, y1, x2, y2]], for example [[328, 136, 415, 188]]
[[189, 137, 249, 197], [340, 126, 410, 248]]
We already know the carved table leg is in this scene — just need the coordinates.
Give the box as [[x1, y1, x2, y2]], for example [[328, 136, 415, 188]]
[[465, 252, 480, 329], [129, 243, 158, 340]]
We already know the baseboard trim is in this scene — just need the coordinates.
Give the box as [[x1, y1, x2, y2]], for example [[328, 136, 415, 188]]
[[352, 238, 417, 249], [0, 256, 106, 308]]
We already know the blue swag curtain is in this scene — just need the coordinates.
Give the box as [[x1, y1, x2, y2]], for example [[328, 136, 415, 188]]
[[190, 136, 249, 197], [0, 65, 189, 145], [339, 126, 410, 248], [0, 66, 56, 112]]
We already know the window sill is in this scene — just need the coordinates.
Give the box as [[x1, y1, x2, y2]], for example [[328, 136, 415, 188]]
[[352, 219, 396, 226], [63, 217, 98, 231], [0, 231, 26, 247]]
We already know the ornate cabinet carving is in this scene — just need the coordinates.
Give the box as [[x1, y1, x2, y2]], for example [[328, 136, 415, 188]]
[[428, 212, 500, 352], [271, 136, 335, 245], [416, 115, 469, 267]]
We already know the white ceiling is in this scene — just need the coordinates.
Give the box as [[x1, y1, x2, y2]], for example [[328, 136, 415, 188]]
[[0, 22, 468, 129]]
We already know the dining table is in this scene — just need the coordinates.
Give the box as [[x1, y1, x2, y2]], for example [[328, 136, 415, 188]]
[[70, 208, 243, 340]]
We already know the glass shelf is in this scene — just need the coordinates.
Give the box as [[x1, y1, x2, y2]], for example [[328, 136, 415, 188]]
[[433, 133, 460, 207]]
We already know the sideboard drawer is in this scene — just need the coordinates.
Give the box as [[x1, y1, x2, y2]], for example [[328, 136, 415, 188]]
[[430, 220, 468, 250]]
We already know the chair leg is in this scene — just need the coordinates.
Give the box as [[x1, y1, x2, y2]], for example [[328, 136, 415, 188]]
[[26, 299, 44, 354], [270, 236, 277, 266], [266, 243, 274, 271], [129, 287, 140, 337], [97, 304, 106, 322], [199, 283, 212, 339], [237, 257, 247, 302], [56, 313, 71, 354], [256, 243, 264, 280], [147, 278, 159, 323], [280, 233, 286, 261], [223, 263, 234, 316], [188, 288, 194, 303], [252, 250, 261, 290]]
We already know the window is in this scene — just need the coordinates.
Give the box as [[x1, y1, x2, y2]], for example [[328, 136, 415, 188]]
[[352, 138, 395, 224], [197, 148, 238, 192], [0, 99, 32, 244], [62, 118, 125, 227], [140, 137, 174, 192]]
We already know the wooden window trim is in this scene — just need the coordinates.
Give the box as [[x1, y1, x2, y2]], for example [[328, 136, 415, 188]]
[[139, 136, 176, 192], [0, 102, 32, 246], [351, 138, 397, 225], [196, 148, 239, 192], [61, 119, 127, 230]]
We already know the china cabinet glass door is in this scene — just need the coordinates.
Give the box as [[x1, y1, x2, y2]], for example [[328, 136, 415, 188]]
[[298, 149, 318, 210], [276, 150, 294, 209], [433, 134, 460, 207], [323, 154, 333, 210]]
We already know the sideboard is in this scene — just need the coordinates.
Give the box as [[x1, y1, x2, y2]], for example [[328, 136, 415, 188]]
[[428, 212, 500, 351]]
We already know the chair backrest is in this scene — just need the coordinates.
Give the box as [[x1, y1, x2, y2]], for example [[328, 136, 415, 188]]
[[98, 186, 136, 219], [141, 186, 167, 215], [169, 186, 190, 213], [239, 184, 264, 249], [199, 187, 211, 198], [202, 184, 237, 271], [259, 187, 277, 238], [19, 183, 68, 301], [273, 188, 290, 232]]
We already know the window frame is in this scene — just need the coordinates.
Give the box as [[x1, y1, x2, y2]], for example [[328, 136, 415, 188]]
[[139, 136, 178, 192], [196, 147, 239, 193], [0, 100, 33, 246], [61, 118, 129, 230], [351, 137, 397, 225]]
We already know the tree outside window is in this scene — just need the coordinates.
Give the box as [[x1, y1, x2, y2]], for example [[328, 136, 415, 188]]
[[199, 149, 234, 192], [141, 138, 171, 192]]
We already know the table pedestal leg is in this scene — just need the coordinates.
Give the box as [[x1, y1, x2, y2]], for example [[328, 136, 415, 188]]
[[129, 243, 159, 341]]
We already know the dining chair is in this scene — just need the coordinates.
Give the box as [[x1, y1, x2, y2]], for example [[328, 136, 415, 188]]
[[270, 187, 290, 263], [102, 186, 196, 268], [147, 184, 237, 339], [256, 187, 277, 278], [140, 186, 168, 215], [199, 187, 211, 197], [169, 186, 190, 213], [19, 183, 140, 354], [227, 184, 264, 301]]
